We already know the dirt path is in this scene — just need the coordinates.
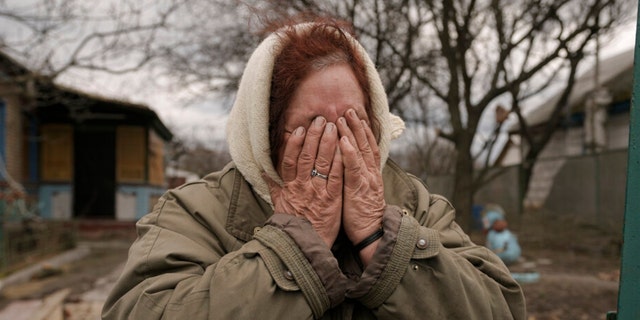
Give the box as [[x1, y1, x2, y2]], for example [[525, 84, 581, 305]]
[[487, 210, 623, 320], [1, 211, 623, 320]]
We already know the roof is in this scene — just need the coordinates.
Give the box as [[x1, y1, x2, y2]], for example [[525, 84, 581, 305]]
[[37, 81, 173, 140], [0, 51, 31, 78], [0, 50, 173, 140], [509, 49, 634, 131]]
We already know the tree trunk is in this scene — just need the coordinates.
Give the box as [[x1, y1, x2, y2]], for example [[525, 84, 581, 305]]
[[519, 142, 544, 210], [452, 134, 475, 231]]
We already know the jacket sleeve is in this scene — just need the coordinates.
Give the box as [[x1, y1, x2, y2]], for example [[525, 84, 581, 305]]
[[101, 185, 346, 320], [347, 179, 526, 319]]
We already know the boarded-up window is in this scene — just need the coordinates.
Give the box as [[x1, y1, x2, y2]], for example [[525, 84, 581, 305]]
[[116, 126, 146, 183], [148, 130, 165, 186], [40, 124, 73, 181]]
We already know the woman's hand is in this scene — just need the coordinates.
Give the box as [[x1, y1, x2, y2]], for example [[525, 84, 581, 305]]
[[266, 116, 344, 248], [337, 109, 386, 249]]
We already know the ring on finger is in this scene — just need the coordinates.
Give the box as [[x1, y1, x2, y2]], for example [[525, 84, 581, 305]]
[[311, 168, 328, 180]]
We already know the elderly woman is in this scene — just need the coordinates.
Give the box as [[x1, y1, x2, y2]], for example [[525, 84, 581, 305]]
[[103, 19, 525, 319]]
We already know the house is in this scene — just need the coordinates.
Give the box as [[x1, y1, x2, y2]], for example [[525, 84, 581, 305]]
[[0, 51, 173, 221], [501, 49, 633, 163], [496, 49, 633, 224]]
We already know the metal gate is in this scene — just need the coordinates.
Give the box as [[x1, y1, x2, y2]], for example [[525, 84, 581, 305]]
[[611, 3, 640, 319]]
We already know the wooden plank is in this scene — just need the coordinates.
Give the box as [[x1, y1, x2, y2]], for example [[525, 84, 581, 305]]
[[148, 129, 165, 186], [40, 124, 73, 182], [31, 288, 70, 320], [116, 126, 146, 183]]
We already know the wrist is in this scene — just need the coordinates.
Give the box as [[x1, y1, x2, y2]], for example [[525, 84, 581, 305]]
[[348, 218, 383, 245], [358, 238, 380, 267], [353, 228, 384, 251]]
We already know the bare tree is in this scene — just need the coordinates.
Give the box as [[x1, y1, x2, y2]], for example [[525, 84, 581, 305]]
[[180, 144, 231, 177], [0, 0, 256, 103], [408, 0, 632, 229], [2, 0, 632, 230], [165, 120, 232, 177], [1, 1, 171, 79], [392, 127, 457, 182]]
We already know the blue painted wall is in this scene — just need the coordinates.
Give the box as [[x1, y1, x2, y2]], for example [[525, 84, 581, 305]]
[[38, 184, 73, 219], [117, 185, 166, 220]]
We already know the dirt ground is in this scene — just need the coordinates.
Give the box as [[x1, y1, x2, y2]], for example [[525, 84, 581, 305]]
[[483, 210, 624, 320], [0, 210, 624, 320], [0, 241, 131, 305]]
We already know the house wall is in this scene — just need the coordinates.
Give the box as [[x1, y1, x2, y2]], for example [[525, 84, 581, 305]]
[[35, 123, 74, 219], [1, 95, 25, 184], [116, 185, 165, 220], [148, 129, 165, 186], [113, 126, 168, 221], [38, 184, 73, 219], [606, 113, 631, 150], [116, 126, 147, 183], [520, 109, 629, 228], [40, 124, 74, 182], [36, 123, 170, 221], [526, 112, 630, 208], [538, 126, 583, 159], [538, 112, 630, 160]]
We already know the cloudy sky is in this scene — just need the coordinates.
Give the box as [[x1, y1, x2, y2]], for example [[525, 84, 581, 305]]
[[144, 20, 639, 146], [157, 20, 637, 150], [2, 1, 637, 149]]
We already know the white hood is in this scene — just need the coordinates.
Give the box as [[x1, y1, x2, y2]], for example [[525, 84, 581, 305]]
[[226, 23, 405, 206]]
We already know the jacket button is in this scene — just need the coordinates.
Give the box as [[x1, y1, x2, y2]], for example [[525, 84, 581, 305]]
[[284, 270, 294, 281], [416, 238, 428, 249]]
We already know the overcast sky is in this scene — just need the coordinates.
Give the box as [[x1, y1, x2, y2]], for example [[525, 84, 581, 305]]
[[157, 20, 637, 150], [2, 2, 637, 149]]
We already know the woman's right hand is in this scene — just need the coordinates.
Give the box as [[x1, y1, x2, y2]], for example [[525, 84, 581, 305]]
[[265, 116, 344, 248]]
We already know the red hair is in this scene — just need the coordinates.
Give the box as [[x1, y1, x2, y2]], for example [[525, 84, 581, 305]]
[[267, 18, 380, 165]]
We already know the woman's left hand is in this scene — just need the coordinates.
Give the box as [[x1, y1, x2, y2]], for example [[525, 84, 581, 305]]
[[337, 109, 386, 249]]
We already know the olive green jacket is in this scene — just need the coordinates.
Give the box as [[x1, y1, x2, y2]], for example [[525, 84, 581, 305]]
[[102, 161, 525, 319]]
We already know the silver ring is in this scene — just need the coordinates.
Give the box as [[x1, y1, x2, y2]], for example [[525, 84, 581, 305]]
[[311, 168, 328, 180]]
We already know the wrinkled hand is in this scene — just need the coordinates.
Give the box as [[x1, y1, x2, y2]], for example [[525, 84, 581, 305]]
[[337, 109, 386, 245], [266, 117, 344, 248]]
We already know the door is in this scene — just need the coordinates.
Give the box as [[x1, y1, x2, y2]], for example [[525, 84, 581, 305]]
[[74, 126, 115, 218]]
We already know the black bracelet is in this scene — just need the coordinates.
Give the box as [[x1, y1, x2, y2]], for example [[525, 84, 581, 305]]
[[354, 228, 384, 251]]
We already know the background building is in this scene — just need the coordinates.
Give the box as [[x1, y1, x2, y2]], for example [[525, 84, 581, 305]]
[[0, 51, 173, 222]]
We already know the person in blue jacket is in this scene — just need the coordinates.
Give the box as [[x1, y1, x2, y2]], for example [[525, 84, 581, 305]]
[[483, 205, 522, 265]]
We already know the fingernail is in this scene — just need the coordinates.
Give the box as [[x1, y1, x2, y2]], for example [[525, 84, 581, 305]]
[[314, 116, 326, 127], [338, 117, 346, 125], [325, 123, 335, 133], [347, 109, 357, 119], [294, 126, 304, 136]]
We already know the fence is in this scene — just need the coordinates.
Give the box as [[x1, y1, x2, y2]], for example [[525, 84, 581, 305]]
[[424, 148, 628, 230], [0, 191, 77, 274]]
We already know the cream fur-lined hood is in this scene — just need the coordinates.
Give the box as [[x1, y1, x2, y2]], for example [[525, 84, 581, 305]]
[[226, 23, 405, 206]]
